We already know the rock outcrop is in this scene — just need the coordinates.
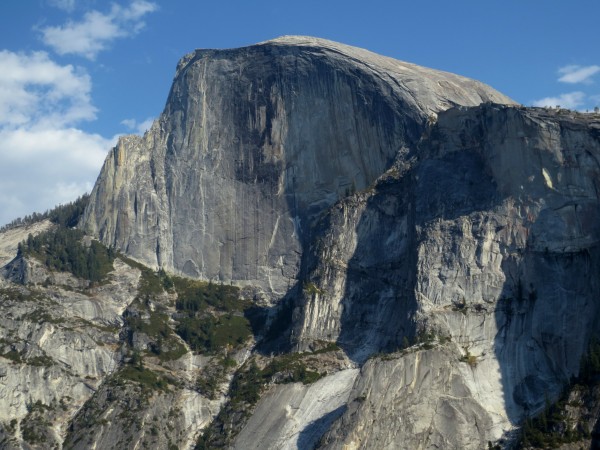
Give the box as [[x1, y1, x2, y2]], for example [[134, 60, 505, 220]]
[[0, 248, 232, 449], [0, 220, 52, 268], [0, 258, 139, 448], [82, 36, 513, 298], [232, 368, 359, 450], [292, 104, 600, 447]]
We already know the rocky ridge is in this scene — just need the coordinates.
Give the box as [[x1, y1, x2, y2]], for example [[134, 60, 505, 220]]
[[0, 224, 239, 449]]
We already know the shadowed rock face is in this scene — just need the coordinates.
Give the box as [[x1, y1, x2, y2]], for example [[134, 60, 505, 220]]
[[82, 36, 513, 297], [296, 105, 600, 448]]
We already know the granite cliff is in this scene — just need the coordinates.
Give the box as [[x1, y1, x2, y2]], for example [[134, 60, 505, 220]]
[[1, 36, 600, 449], [82, 35, 512, 298], [298, 104, 600, 449]]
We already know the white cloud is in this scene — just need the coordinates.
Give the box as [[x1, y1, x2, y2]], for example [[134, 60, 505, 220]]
[[558, 65, 600, 84], [121, 116, 154, 134], [532, 91, 586, 109], [0, 51, 96, 128], [0, 128, 115, 222], [0, 50, 116, 226], [121, 118, 136, 129], [48, 0, 76, 12], [0, 127, 110, 169], [40, 1, 158, 60], [137, 117, 154, 133], [0, 127, 116, 226]]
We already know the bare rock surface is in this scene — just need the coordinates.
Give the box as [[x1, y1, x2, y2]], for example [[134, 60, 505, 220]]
[[0, 220, 52, 268], [82, 36, 513, 298], [294, 105, 600, 448], [320, 348, 494, 450], [233, 368, 359, 450], [0, 256, 139, 448], [0, 247, 233, 449]]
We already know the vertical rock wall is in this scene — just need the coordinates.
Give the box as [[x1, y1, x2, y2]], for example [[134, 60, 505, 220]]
[[82, 37, 513, 298], [294, 105, 600, 447]]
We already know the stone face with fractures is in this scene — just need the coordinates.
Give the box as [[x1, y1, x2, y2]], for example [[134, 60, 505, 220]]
[[293, 105, 600, 447], [0, 257, 139, 447], [82, 36, 513, 299]]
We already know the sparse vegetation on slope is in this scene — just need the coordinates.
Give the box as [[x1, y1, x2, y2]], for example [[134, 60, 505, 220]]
[[173, 276, 245, 312], [0, 194, 89, 232], [196, 347, 336, 449], [118, 259, 188, 361], [19, 227, 115, 282], [172, 276, 253, 354], [124, 304, 188, 362]]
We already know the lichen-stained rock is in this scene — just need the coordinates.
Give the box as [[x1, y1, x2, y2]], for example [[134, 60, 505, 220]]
[[82, 36, 513, 298]]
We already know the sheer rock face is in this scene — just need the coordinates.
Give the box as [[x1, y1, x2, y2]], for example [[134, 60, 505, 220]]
[[82, 36, 513, 297], [293, 104, 600, 447]]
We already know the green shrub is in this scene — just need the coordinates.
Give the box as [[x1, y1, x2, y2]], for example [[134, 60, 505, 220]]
[[116, 365, 172, 391], [1, 349, 22, 363], [173, 277, 245, 313], [459, 350, 478, 367], [176, 314, 251, 354], [27, 354, 55, 367], [195, 355, 239, 399], [138, 268, 166, 299], [172, 277, 252, 353], [125, 308, 187, 361], [260, 354, 323, 385], [303, 282, 324, 296]]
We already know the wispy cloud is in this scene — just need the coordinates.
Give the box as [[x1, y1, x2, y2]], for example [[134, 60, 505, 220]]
[[47, 0, 76, 12], [558, 65, 600, 84], [121, 117, 154, 135], [40, 1, 158, 60], [532, 91, 586, 109], [0, 50, 116, 225]]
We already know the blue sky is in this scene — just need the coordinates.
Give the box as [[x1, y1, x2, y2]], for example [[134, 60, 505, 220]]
[[0, 0, 599, 226]]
